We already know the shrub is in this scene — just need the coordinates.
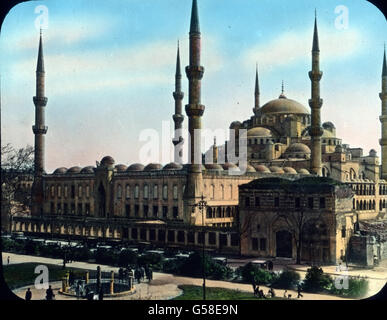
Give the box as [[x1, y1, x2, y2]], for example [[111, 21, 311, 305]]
[[329, 276, 369, 298], [302, 266, 333, 293], [239, 262, 274, 285], [138, 253, 162, 269], [95, 248, 118, 265], [118, 249, 138, 267], [271, 269, 301, 289]]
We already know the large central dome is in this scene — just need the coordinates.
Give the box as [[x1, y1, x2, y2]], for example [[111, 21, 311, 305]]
[[260, 94, 309, 115]]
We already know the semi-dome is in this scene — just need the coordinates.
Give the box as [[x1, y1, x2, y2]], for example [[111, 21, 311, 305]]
[[66, 166, 82, 174], [53, 167, 67, 175], [260, 95, 309, 115], [115, 164, 128, 172], [285, 143, 311, 154], [298, 168, 310, 174], [101, 156, 115, 166], [144, 163, 162, 171], [369, 149, 377, 157], [230, 121, 242, 129], [283, 167, 297, 174], [127, 163, 144, 171], [247, 127, 272, 137], [204, 164, 224, 171], [80, 166, 95, 174], [322, 122, 336, 130], [163, 162, 183, 170], [253, 164, 271, 173], [269, 166, 285, 174]]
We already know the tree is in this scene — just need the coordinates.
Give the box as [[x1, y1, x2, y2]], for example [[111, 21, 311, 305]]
[[1, 143, 34, 233], [302, 266, 332, 293]]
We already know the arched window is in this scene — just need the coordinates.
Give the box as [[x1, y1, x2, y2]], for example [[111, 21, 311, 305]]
[[210, 185, 215, 200], [134, 185, 139, 199], [126, 185, 130, 199], [78, 185, 83, 198], [153, 185, 158, 199], [353, 199, 355, 210], [221, 185, 224, 200], [86, 185, 90, 198], [207, 207, 212, 219], [51, 186, 55, 197], [117, 185, 122, 199], [64, 185, 68, 198], [58, 185, 62, 198], [173, 185, 178, 200], [163, 185, 168, 200], [144, 184, 149, 199], [229, 185, 233, 199], [380, 200, 383, 211], [357, 200, 359, 210]]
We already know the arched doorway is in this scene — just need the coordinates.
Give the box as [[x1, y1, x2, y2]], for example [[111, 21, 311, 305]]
[[98, 183, 106, 217], [276, 230, 292, 258]]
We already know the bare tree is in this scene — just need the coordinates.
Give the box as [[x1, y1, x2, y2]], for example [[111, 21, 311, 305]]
[[1, 143, 34, 232]]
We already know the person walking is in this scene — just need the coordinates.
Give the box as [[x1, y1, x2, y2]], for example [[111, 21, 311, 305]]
[[45, 285, 55, 300], [7, 256, 10, 265], [297, 285, 303, 299], [98, 288, 104, 301], [25, 288, 32, 301], [283, 290, 288, 298]]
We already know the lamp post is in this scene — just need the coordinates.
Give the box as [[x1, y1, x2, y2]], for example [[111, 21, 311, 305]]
[[192, 194, 207, 300]]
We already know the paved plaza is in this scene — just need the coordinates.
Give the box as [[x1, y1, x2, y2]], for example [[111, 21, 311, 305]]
[[3, 252, 387, 300]]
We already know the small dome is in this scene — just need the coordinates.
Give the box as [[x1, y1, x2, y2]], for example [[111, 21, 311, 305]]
[[222, 162, 238, 170], [115, 164, 128, 172], [322, 122, 336, 130], [322, 129, 336, 138], [66, 166, 82, 174], [247, 127, 272, 137], [369, 149, 377, 157], [246, 164, 256, 173], [253, 164, 271, 173], [80, 166, 95, 174], [230, 121, 242, 129], [269, 166, 285, 174], [298, 168, 310, 174], [144, 163, 162, 171], [204, 164, 224, 171], [285, 143, 311, 154], [53, 167, 67, 175], [283, 167, 297, 174], [127, 163, 144, 171], [101, 156, 115, 167], [163, 162, 183, 170]]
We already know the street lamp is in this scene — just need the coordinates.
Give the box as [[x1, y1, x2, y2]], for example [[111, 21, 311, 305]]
[[192, 194, 207, 300]]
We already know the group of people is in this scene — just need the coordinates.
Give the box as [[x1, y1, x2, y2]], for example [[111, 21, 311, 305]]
[[122, 265, 153, 284], [252, 282, 276, 299], [24, 285, 55, 301], [283, 285, 303, 299]]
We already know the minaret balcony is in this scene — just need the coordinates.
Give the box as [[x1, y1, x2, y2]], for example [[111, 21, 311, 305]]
[[308, 126, 324, 137], [185, 66, 204, 80], [379, 92, 387, 100], [173, 113, 184, 123], [33, 96, 48, 106], [308, 98, 323, 109], [173, 91, 184, 100], [185, 103, 205, 117], [308, 71, 323, 81], [379, 115, 387, 122], [32, 125, 48, 134]]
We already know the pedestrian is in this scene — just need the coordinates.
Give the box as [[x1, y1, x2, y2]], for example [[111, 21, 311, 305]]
[[45, 285, 55, 300], [268, 287, 276, 298], [283, 290, 288, 298], [297, 285, 303, 299], [25, 288, 32, 301], [259, 289, 266, 299], [7, 256, 10, 265], [254, 285, 259, 297], [98, 288, 104, 301], [149, 268, 153, 282]]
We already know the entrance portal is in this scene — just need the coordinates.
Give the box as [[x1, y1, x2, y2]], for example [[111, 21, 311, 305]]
[[276, 230, 292, 258]]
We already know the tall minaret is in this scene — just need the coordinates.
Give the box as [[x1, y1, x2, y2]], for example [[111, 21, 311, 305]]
[[31, 30, 48, 215], [253, 64, 260, 115], [183, 0, 205, 225], [172, 42, 185, 163], [379, 46, 387, 179], [308, 14, 323, 176]]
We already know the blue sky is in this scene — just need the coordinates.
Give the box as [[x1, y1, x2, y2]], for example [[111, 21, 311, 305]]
[[0, 0, 386, 172]]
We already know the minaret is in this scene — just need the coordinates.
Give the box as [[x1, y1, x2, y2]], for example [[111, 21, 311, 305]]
[[308, 14, 323, 176], [172, 42, 185, 163], [212, 137, 218, 164], [183, 0, 205, 225], [253, 64, 260, 115], [31, 30, 48, 215], [379, 45, 387, 179]]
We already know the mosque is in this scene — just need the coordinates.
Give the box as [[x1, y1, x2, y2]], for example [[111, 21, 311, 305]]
[[12, 0, 387, 265]]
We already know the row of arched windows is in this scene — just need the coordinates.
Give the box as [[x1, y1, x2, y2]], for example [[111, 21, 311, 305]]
[[206, 206, 236, 219], [116, 184, 180, 201], [204, 184, 233, 200], [349, 184, 376, 196], [47, 184, 91, 199], [354, 199, 377, 211]]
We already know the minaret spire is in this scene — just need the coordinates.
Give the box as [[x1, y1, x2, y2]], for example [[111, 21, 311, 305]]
[[183, 0, 205, 225], [379, 44, 387, 179], [32, 30, 48, 216], [253, 64, 260, 114], [309, 13, 323, 176], [172, 41, 184, 163]]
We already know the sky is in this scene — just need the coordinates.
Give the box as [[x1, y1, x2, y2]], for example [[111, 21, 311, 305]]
[[0, 0, 386, 173]]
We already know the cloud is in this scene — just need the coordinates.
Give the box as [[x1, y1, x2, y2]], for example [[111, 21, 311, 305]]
[[8, 35, 224, 95], [241, 26, 363, 72]]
